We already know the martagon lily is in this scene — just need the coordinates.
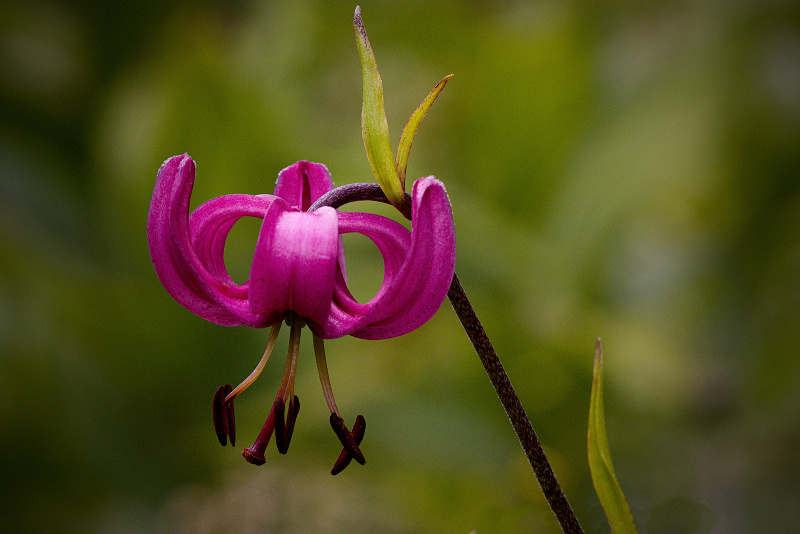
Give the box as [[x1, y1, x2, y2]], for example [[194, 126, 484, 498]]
[[147, 154, 455, 473], [146, 7, 586, 532]]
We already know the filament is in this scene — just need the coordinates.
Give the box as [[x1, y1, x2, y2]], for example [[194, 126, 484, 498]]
[[226, 322, 282, 402], [277, 312, 303, 402], [313, 333, 340, 416]]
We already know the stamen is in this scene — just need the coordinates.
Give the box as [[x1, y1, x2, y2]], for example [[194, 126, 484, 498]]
[[331, 415, 366, 475], [285, 395, 300, 446], [212, 384, 235, 446], [330, 413, 366, 465], [313, 334, 339, 416], [314, 333, 366, 472], [226, 322, 282, 402]]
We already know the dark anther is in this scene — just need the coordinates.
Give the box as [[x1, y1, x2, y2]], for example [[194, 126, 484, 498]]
[[274, 395, 301, 454], [331, 415, 366, 475], [274, 397, 286, 452], [285, 396, 300, 450], [330, 413, 364, 464], [212, 384, 235, 446]]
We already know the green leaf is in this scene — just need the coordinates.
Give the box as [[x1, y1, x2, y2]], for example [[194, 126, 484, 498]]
[[353, 6, 408, 213], [588, 338, 638, 534], [396, 74, 452, 184]]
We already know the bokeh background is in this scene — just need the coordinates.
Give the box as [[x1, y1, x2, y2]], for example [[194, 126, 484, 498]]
[[2, 0, 799, 532]]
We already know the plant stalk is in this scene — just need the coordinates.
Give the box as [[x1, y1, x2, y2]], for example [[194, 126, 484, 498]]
[[447, 274, 583, 534]]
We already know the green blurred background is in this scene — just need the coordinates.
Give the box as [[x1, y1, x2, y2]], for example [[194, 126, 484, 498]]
[[2, 0, 799, 532]]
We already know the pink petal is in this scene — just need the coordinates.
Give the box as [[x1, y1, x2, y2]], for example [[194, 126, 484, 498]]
[[310, 212, 410, 334], [190, 194, 274, 295], [273, 161, 335, 211], [147, 155, 238, 325], [249, 200, 340, 326], [273, 161, 349, 294], [147, 154, 275, 327], [314, 177, 456, 340], [188, 193, 281, 326]]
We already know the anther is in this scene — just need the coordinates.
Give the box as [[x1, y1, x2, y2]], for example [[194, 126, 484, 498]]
[[212, 384, 235, 446], [274, 397, 286, 453], [331, 415, 366, 475], [330, 413, 366, 465], [274, 395, 300, 454]]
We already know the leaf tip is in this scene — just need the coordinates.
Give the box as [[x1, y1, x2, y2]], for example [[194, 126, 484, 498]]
[[354, 6, 368, 47], [594, 337, 603, 375], [588, 338, 639, 534]]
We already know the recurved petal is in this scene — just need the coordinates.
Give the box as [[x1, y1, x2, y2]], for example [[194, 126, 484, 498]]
[[315, 176, 455, 340], [273, 161, 335, 212], [313, 212, 409, 337], [148, 154, 278, 327], [353, 177, 455, 339], [148, 155, 241, 325], [249, 201, 340, 325], [189, 193, 279, 326]]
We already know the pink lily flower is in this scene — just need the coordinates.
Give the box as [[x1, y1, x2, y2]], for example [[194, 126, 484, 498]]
[[147, 154, 455, 473]]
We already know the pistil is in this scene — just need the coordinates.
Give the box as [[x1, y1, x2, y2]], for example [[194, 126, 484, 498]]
[[242, 400, 277, 466]]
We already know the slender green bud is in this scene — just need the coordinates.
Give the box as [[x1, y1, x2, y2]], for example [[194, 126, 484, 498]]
[[397, 74, 453, 184], [588, 339, 639, 534], [353, 6, 408, 212]]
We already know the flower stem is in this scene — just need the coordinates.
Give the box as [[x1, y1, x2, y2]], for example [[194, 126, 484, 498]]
[[447, 274, 584, 534], [310, 182, 583, 532]]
